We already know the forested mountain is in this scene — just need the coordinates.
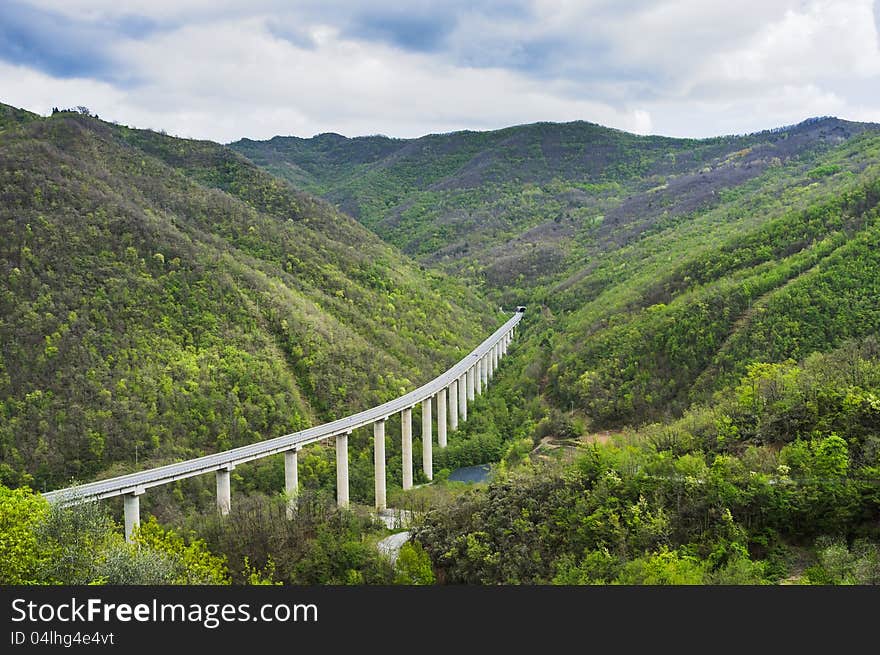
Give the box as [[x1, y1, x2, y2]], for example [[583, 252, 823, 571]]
[[4, 102, 880, 586], [231, 117, 875, 292], [234, 118, 880, 431], [545, 130, 880, 427], [0, 106, 495, 491], [416, 337, 880, 584], [0, 103, 39, 130], [231, 117, 880, 584]]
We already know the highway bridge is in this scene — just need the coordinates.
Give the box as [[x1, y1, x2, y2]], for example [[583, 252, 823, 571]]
[[43, 308, 525, 541]]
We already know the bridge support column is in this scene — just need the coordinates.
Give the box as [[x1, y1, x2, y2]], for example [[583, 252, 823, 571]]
[[123, 489, 144, 543], [374, 419, 386, 511], [422, 397, 433, 480], [449, 382, 459, 431], [336, 432, 349, 508], [492, 344, 498, 376], [284, 448, 299, 519], [458, 374, 467, 422], [216, 465, 234, 516], [481, 355, 489, 390], [402, 407, 413, 490], [476, 359, 483, 396], [437, 388, 447, 448], [467, 366, 475, 401]]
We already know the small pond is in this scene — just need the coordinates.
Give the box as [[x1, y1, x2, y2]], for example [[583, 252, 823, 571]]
[[447, 463, 492, 484]]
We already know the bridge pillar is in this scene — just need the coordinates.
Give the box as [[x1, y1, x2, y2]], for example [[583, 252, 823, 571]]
[[216, 465, 234, 516], [437, 388, 447, 448], [336, 432, 350, 508], [402, 407, 413, 490], [458, 374, 467, 422], [491, 344, 498, 376], [481, 355, 489, 390], [476, 358, 484, 396], [422, 397, 433, 480], [374, 419, 386, 511], [284, 448, 299, 519], [467, 365, 475, 401], [123, 489, 144, 543], [449, 381, 459, 431]]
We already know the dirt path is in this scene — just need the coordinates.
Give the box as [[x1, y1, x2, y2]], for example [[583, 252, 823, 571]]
[[377, 531, 411, 565]]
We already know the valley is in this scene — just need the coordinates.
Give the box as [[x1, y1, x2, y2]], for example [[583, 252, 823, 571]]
[[2, 104, 880, 585]]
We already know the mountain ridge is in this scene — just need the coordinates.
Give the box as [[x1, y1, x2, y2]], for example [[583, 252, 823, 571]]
[[233, 113, 880, 431], [0, 107, 494, 492], [231, 115, 878, 293]]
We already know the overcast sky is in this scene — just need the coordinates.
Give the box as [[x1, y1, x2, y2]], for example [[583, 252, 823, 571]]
[[2, 0, 879, 142]]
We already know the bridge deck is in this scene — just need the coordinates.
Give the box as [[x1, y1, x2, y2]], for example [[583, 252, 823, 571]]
[[43, 310, 523, 503]]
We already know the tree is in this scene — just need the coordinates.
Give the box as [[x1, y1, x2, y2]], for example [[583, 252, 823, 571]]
[[0, 485, 51, 584], [134, 516, 229, 584], [393, 542, 435, 585], [614, 548, 707, 585]]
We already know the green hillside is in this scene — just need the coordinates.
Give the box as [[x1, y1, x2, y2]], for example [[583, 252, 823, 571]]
[[4, 104, 880, 586], [415, 337, 880, 584], [545, 131, 880, 426], [0, 110, 496, 492], [231, 117, 875, 293], [235, 118, 880, 430], [0, 102, 39, 131]]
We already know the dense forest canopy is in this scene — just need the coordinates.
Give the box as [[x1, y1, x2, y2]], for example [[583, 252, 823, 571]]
[[231, 116, 876, 298], [0, 106, 495, 498], [237, 115, 880, 430], [3, 103, 880, 585]]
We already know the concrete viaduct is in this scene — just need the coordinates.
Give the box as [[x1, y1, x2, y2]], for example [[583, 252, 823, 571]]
[[43, 308, 525, 542]]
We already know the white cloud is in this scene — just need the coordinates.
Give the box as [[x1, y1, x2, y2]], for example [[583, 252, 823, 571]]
[[21, 0, 255, 20], [0, 61, 126, 117], [698, 0, 880, 87], [647, 84, 849, 138], [8, 15, 653, 141], [3, 0, 880, 140]]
